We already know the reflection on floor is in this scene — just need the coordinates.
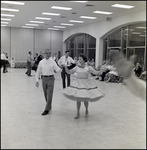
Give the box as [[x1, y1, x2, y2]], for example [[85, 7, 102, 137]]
[[1, 68, 146, 149]]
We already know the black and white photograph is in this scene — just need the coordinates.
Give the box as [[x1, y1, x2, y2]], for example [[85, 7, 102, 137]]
[[1, 1, 146, 149]]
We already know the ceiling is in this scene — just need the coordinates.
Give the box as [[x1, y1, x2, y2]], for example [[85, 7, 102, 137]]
[[1, 1, 146, 31]]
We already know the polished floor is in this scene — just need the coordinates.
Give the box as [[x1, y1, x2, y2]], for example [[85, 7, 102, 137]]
[[1, 68, 146, 149]]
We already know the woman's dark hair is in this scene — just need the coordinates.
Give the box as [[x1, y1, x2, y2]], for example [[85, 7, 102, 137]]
[[79, 53, 87, 62]]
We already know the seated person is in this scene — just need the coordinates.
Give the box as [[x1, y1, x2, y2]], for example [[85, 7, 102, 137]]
[[134, 62, 142, 77]]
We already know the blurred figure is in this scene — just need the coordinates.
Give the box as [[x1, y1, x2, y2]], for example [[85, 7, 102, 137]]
[[110, 51, 146, 100], [11, 58, 15, 68]]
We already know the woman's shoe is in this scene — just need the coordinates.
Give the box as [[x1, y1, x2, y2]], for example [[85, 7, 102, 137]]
[[75, 114, 80, 119]]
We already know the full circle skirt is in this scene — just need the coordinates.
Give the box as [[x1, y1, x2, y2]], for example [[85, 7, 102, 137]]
[[63, 78, 105, 102]]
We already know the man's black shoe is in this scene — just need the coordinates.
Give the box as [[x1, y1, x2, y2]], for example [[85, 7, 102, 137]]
[[42, 110, 49, 116]]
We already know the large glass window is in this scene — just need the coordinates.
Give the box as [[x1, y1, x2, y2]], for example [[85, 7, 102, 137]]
[[65, 34, 96, 61], [104, 22, 146, 70]]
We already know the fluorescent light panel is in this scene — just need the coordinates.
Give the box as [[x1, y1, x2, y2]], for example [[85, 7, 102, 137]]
[[61, 23, 74, 26], [69, 20, 84, 23], [1, 24, 7, 26], [136, 27, 146, 29], [93, 11, 113, 15], [25, 24, 38, 26], [1, 22, 9, 24], [1, 1, 25, 5], [42, 12, 60, 16], [54, 26, 66, 28], [22, 26, 34, 28], [35, 17, 51, 20], [80, 16, 97, 19], [1, 8, 19, 12], [30, 21, 44, 23], [132, 32, 141, 34], [1, 14, 15, 17], [51, 6, 72, 10], [1, 18, 11, 21], [111, 4, 135, 9], [71, 1, 88, 3], [48, 28, 59, 30]]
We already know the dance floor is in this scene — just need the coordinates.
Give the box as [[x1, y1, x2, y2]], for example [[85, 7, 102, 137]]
[[1, 68, 146, 149]]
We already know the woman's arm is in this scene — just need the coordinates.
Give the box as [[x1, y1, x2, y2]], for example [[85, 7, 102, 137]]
[[64, 65, 76, 74], [89, 66, 101, 75]]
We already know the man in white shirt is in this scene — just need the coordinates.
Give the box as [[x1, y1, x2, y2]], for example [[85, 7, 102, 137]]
[[1, 52, 7, 73], [36, 49, 61, 115], [58, 50, 75, 89]]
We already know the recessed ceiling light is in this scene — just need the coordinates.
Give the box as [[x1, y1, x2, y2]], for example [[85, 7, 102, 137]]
[[1, 1, 25, 5], [35, 17, 51, 20], [69, 20, 84, 23], [54, 26, 66, 28], [1, 18, 11, 21], [48, 28, 59, 30], [1, 8, 19, 12], [93, 11, 113, 15], [136, 27, 146, 29], [71, 1, 88, 3], [25, 24, 39, 26], [1, 14, 15, 17], [30, 21, 44, 23], [51, 6, 72, 10], [1, 22, 9, 24], [61, 23, 74, 26], [42, 12, 60, 16], [22, 26, 34, 28], [80, 16, 97, 19], [111, 4, 135, 9]]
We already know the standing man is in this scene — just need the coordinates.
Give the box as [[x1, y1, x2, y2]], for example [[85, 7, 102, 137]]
[[58, 50, 75, 89], [36, 49, 61, 116], [1, 52, 7, 73], [25, 51, 33, 76]]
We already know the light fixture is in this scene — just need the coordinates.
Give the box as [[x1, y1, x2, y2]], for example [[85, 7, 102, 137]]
[[22, 26, 34, 28], [132, 32, 141, 34], [136, 27, 146, 29], [30, 21, 44, 23], [51, 6, 72, 10], [1, 24, 7, 26], [1, 22, 9, 24], [1, 8, 19, 12], [25, 24, 38, 26], [1, 1, 25, 5], [111, 4, 135, 9], [80, 16, 97, 19], [42, 12, 60, 16], [93, 11, 113, 15], [1, 18, 11, 21], [48, 28, 59, 30], [1, 14, 15, 17], [35, 17, 51, 20], [71, 1, 88, 3], [139, 35, 145, 37], [69, 20, 84, 23], [54, 26, 66, 28], [60, 23, 74, 26]]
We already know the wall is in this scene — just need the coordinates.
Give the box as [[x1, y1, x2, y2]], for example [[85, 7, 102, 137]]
[[1, 27, 63, 61], [63, 9, 146, 67]]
